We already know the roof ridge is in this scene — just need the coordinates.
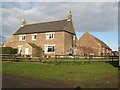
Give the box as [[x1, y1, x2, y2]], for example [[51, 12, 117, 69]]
[[26, 19, 67, 26], [14, 18, 75, 35], [78, 32, 89, 41], [90, 34, 110, 49], [78, 32, 110, 49]]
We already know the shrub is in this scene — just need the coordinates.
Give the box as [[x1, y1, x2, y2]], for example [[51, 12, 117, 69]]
[[0, 47, 17, 54], [12, 48, 17, 54]]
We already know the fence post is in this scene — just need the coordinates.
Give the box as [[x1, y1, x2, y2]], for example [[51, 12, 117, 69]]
[[112, 56, 113, 62], [74, 55, 75, 61], [89, 56, 90, 64]]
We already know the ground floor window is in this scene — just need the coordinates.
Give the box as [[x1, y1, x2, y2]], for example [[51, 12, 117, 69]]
[[44, 45, 55, 53]]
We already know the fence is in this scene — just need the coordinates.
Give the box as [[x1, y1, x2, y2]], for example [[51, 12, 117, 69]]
[[1, 54, 119, 62], [0, 54, 17, 61]]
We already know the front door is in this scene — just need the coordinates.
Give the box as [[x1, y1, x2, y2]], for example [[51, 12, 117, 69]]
[[25, 48, 29, 55]]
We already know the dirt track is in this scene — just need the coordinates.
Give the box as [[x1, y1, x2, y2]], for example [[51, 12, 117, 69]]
[[2, 74, 69, 88], [2, 72, 120, 89]]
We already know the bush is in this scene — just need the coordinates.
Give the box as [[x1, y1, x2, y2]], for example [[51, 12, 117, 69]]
[[12, 48, 17, 54], [0, 47, 17, 54]]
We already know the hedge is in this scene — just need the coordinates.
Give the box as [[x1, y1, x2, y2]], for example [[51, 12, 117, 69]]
[[0, 47, 17, 54]]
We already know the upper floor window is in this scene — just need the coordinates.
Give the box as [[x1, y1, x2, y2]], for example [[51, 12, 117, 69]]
[[32, 34, 37, 40], [19, 35, 25, 41], [46, 33, 54, 40]]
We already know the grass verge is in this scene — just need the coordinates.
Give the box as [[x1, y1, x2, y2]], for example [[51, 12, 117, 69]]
[[2, 61, 118, 88]]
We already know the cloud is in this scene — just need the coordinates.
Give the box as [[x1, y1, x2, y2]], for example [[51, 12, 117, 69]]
[[1, 0, 119, 2], [1, 2, 118, 37], [74, 2, 118, 32]]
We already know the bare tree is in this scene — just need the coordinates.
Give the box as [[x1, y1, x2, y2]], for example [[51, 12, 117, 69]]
[[0, 34, 7, 46], [66, 46, 79, 55]]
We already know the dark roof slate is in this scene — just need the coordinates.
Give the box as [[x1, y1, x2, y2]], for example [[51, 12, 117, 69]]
[[91, 35, 110, 49], [14, 19, 75, 35], [27, 43, 39, 48]]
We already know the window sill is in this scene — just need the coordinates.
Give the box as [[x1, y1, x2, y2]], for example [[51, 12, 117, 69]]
[[19, 40, 25, 41], [46, 39, 54, 40], [44, 52, 55, 53]]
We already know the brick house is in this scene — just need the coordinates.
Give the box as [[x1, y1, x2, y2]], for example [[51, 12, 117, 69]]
[[4, 12, 76, 57], [76, 32, 112, 56]]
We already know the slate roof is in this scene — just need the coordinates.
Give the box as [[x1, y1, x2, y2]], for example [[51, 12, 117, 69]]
[[27, 42, 39, 48], [14, 19, 75, 35], [91, 35, 111, 49]]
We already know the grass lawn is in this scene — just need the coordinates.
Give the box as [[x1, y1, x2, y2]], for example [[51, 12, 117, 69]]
[[2, 60, 118, 88]]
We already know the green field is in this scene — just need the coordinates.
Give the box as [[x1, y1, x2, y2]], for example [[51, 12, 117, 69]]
[[2, 61, 118, 88]]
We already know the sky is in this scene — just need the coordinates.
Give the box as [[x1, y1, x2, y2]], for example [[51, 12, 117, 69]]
[[1, 2, 118, 51]]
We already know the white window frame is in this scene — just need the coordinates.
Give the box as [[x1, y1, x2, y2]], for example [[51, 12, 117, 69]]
[[19, 35, 26, 41], [45, 32, 54, 40], [31, 34, 37, 40], [44, 45, 55, 53]]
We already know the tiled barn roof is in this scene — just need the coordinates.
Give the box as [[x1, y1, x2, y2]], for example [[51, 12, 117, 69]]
[[91, 35, 110, 49], [78, 32, 111, 49]]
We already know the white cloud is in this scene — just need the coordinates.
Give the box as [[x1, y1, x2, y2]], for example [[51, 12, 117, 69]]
[[1, 0, 119, 2], [1, 2, 118, 37]]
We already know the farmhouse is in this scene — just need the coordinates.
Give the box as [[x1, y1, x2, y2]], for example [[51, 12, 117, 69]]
[[4, 12, 76, 57], [4, 12, 112, 57], [76, 32, 112, 56]]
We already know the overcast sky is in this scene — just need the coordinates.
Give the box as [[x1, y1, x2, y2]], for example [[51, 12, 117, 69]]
[[1, 2, 118, 50]]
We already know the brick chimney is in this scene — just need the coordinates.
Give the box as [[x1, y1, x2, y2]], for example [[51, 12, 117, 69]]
[[67, 11, 72, 22], [21, 19, 26, 27]]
